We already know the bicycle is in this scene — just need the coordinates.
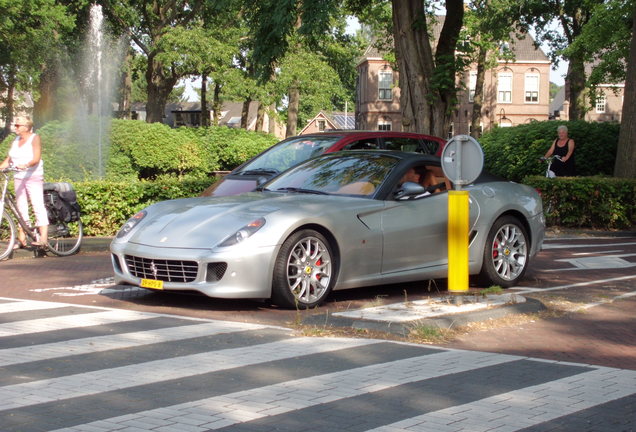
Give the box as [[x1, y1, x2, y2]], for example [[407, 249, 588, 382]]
[[539, 155, 563, 178], [537, 155, 563, 223], [1, 167, 83, 260]]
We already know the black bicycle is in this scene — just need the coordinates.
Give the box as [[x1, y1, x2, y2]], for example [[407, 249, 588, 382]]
[[1, 167, 83, 260]]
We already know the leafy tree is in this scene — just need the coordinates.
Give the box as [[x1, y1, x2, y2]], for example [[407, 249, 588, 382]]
[[550, 82, 562, 101], [561, 0, 635, 177], [463, 0, 519, 138], [0, 0, 75, 135], [275, 44, 346, 136], [246, 0, 464, 137], [517, 0, 605, 120], [101, 0, 241, 123]]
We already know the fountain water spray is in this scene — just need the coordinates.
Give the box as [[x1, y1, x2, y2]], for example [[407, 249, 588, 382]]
[[73, 3, 122, 180]]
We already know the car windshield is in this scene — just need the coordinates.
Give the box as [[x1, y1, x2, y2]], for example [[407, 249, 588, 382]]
[[266, 153, 400, 197], [237, 136, 342, 174]]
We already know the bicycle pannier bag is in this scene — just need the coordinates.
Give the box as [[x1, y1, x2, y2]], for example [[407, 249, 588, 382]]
[[43, 182, 81, 223]]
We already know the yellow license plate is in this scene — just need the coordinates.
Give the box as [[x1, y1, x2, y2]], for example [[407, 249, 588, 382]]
[[141, 279, 164, 290]]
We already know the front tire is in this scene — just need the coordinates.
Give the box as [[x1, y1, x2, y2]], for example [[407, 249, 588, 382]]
[[271, 229, 336, 309], [0, 211, 17, 260], [479, 216, 529, 287]]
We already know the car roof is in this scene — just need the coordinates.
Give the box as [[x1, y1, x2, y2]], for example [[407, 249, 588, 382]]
[[294, 130, 444, 140]]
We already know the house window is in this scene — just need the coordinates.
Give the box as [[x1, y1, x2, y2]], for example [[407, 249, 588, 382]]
[[498, 72, 512, 103], [468, 71, 477, 102], [378, 119, 392, 131], [596, 93, 606, 113], [378, 71, 393, 101], [525, 74, 539, 103], [317, 119, 326, 132]]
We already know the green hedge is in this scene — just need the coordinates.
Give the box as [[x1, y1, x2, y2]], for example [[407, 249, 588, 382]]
[[1, 119, 279, 181], [523, 175, 636, 229], [480, 120, 620, 182], [74, 178, 214, 236]]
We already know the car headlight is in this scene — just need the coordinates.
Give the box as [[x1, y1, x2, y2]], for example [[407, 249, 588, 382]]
[[219, 218, 266, 247], [116, 210, 147, 238]]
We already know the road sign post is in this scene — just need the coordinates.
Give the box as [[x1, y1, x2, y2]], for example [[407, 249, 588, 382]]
[[441, 135, 484, 293]]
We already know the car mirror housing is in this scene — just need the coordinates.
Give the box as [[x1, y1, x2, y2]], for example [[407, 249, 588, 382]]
[[394, 182, 427, 200]]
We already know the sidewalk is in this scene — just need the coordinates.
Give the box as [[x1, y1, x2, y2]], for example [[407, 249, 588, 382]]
[[11, 236, 112, 259]]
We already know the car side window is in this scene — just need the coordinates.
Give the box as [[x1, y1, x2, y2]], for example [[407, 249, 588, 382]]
[[420, 139, 439, 155], [383, 137, 420, 152], [342, 138, 380, 150]]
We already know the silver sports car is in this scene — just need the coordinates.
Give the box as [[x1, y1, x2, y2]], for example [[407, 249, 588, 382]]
[[111, 151, 545, 308]]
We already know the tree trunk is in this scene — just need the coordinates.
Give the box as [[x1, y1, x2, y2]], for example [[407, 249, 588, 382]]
[[614, 4, 636, 178], [565, 57, 587, 120], [470, 45, 487, 138], [118, 50, 132, 119], [200, 72, 209, 127], [145, 54, 178, 123], [391, 0, 463, 137], [241, 97, 251, 129], [268, 103, 277, 135], [286, 85, 300, 137], [212, 82, 221, 126], [255, 102, 265, 131]]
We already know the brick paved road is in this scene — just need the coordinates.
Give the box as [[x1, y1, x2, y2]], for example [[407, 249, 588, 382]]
[[1, 297, 635, 432], [441, 234, 636, 370]]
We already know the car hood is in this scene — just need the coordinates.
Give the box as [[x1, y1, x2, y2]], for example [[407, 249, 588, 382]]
[[123, 192, 376, 249]]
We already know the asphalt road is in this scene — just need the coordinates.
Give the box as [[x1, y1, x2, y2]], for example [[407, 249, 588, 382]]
[[1, 232, 635, 431]]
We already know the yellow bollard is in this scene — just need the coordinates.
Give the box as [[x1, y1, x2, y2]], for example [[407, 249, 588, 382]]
[[448, 190, 469, 292]]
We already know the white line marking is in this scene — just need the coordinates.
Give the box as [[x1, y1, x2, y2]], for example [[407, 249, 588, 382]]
[[0, 321, 270, 367], [0, 337, 380, 410], [0, 309, 155, 338], [366, 368, 636, 432], [512, 274, 636, 295], [542, 241, 636, 250], [48, 350, 521, 432]]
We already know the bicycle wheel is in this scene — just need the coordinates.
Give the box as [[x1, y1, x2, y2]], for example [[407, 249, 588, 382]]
[[0, 211, 17, 260], [46, 219, 83, 256]]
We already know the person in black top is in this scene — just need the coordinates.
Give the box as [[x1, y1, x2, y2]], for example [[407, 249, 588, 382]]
[[543, 125, 576, 176]]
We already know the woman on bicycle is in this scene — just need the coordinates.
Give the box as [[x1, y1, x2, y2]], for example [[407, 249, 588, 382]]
[[543, 125, 576, 176], [0, 116, 48, 248]]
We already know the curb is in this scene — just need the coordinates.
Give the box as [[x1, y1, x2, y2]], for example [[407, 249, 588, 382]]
[[301, 297, 546, 337]]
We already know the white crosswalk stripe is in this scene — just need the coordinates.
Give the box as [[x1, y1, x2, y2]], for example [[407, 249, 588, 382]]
[[0, 299, 72, 314], [0, 321, 270, 367], [366, 367, 636, 432], [0, 336, 378, 411], [49, 350, 519, 432], [0, 298, 634, 432], [0, 309, 155, 337]]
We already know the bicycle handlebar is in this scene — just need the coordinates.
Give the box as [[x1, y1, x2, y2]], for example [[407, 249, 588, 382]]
[[539, 155, 563, 162], [0, 166, 22, 174]]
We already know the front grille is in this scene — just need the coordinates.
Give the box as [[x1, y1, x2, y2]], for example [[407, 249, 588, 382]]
[[124, 255, 198, 283]]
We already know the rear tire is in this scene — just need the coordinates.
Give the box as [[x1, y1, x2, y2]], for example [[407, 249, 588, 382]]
[[479, 216, 529, 287], [46, 219, 83, 256], [0, 212, 17, 260], [271, 229, 336, 309]]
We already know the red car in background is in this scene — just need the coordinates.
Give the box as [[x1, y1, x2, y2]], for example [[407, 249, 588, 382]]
[[202, 131, 446, 197]]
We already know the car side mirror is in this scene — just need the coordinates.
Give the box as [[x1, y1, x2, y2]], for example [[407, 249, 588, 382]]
[[394, 181, 427, 200]]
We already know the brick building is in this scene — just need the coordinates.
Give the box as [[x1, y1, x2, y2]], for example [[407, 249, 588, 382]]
[[356, 29, 551, 136]]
